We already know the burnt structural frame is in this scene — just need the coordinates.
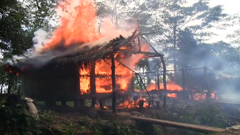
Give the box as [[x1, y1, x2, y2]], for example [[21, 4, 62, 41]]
[[83, 32, 168, 113], [116, 33, 168, 111]]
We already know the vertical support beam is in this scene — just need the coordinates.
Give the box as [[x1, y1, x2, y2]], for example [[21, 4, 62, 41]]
[[7, 73, 13, 94], [157, 73, 160, 90], [160, 56, 167, 109], [182, 68, 185, 91], [156, 73, 160, 109], [137, 36, 141, 52], [136, 74, 143, 90], [111, 52, 116, 114], [173, 18, 177, 80], [90, 61, 96, 107], [99, 99, 105, 110], [201, 66, 207, 100], [61, 101, 66, 106], [128, 77, 135, 93], [0, 72, 4, 94], [182, 68, 187, 99], [204, 67, 211, 100]]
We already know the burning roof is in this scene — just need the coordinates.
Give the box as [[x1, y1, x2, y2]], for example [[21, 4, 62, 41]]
[[3, 30, 139, 75]]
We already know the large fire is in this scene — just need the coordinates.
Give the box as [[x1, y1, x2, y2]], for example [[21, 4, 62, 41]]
[[23, 0, 218, 110], [40, 0, 149, 94], [42, 0, 102, 51], [79, 46, 149, 94]]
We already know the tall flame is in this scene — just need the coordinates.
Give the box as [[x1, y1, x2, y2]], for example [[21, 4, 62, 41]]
[[43, 0, 102, 51], [40, 0, 149, 94]]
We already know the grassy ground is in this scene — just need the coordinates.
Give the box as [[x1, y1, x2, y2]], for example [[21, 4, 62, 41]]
[[1, 95, 240, 135]]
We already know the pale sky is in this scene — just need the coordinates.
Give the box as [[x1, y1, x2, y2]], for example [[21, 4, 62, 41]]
[[188, 0, 240, 43]]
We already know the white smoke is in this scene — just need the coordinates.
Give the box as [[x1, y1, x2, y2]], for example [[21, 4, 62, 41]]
[[31, 29, 51, 56]]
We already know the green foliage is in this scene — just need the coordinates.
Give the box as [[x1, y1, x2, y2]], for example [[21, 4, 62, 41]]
[[91, 119, 143, 135], [194, 103, 229, 127], [0, 0, 57, 94], [161, 102, 231, 135], [39, 110, 55, 124], [0, 95, 42, 135], [0, 0, 32, 56], [135, 121, 155, 135]]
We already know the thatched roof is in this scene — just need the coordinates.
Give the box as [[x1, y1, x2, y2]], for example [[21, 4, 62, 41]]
[[3, 30, 138, 74]]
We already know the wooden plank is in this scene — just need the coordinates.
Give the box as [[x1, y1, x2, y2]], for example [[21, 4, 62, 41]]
[[135, 90, 210, 94], [130, 116, 225, 133]]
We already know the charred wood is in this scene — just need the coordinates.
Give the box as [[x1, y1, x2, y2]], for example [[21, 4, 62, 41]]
[[111, 52, 116, 113], [90, 61, 96, 107]]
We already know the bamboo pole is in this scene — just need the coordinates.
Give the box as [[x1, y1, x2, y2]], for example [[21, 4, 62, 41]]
[[182, 67, 188, 99], [160, 56, 167, 109], [131, 116, 225, 133], [90, 61, 96, 107], [111, 52, 116, 114]]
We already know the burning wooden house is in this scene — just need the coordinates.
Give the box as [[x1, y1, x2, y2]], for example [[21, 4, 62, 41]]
[[4, 30, 151, 108], [3, 0, 169, 111]]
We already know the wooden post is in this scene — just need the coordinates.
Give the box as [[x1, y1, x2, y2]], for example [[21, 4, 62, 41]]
[[128, 77, 135, 94], [7, 73, 12, 94], [173, 18, 177, 78], [137, 36, 141, 52], [90, 61, 96, 107], [139, 100, 144, 112], [160, 56, 167, 109], [111, 52, 116, 114], [182, 68, 187, 99], [156, 73, 160, 109], [182, 68, 185, 91], [61, 101, 66, 106], [204, 67, 211, 100], [136, 74, 143, 90], [201, 66, 208, 100], [99, 99, 105, 110], [157, 73, 160, 91], [78, 67, 85, 107]]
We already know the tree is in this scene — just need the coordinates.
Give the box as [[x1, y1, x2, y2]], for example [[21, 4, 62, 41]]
[[0, 0, 31, 56], [23, 0, 58, 31], [0, 0, 58, 94]]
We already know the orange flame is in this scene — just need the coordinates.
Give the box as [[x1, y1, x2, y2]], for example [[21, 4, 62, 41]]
[[43, 0, 102, 51], [42, 0, 149, 94], [80, 44, 149, 94], [146, 80, 183, 98], [192, 91, 218, 100]]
